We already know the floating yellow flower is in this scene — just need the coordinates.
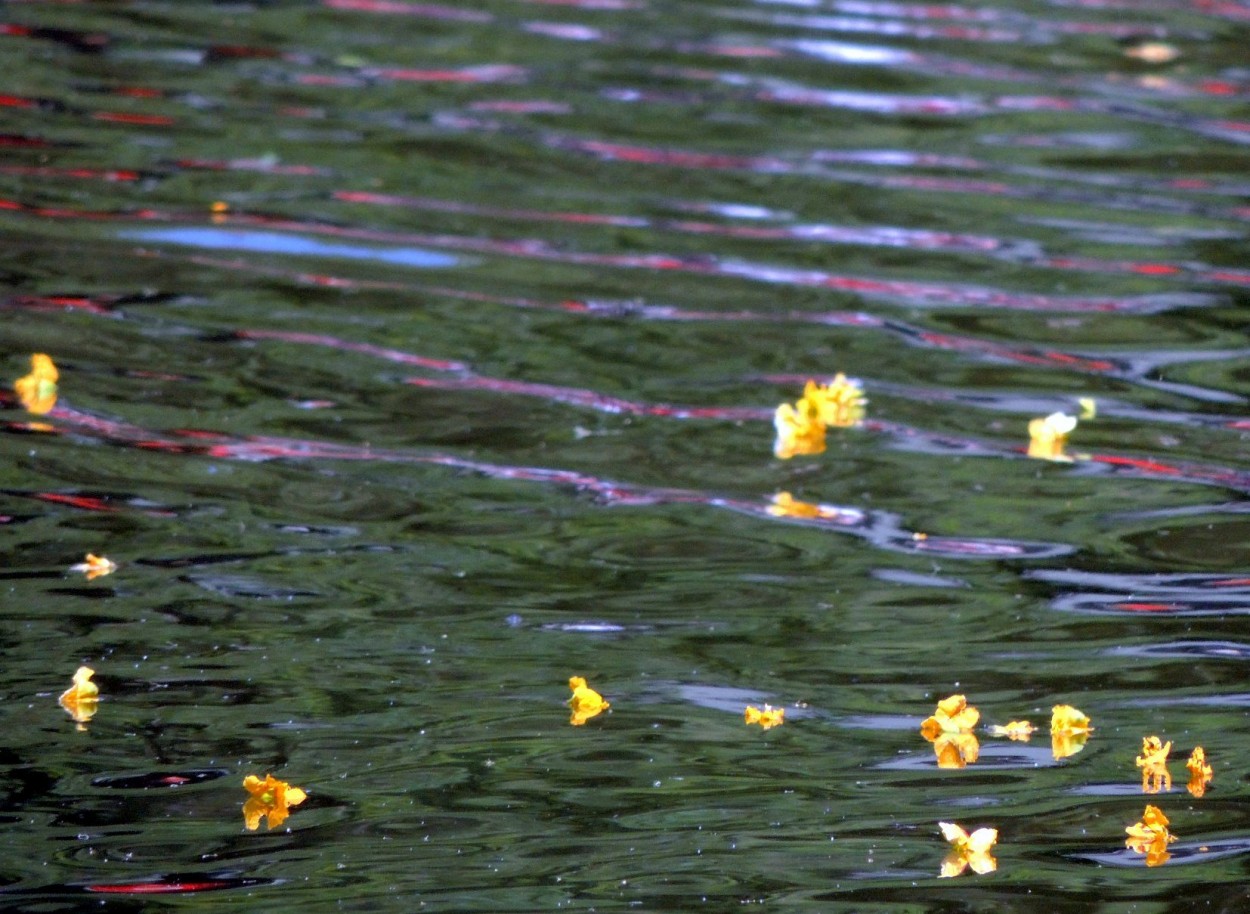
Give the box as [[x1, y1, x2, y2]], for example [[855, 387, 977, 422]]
[[744, 704, 785, 730], [1125, 804, 1176, 867], [773, 398, 825, 459], [920, 694, 980, 738], [988, 720, 1034, 741], [14, 353, 58, 415], [1136, 736, 1172, 794], [805, 374, 866, 428], [1050, 703, 1092, 760], [69, 553, 117, 581], [1027, 411, 1077, 462], [242, 773, 307, 831], [766, 491, 840, 520], [58, 665, 99, 727], [568, 675, 610, 726], [1078, 397, 1097, 420], [938, 822, 997, 877], [932, 731, 980, 769], [1186, 747, 1213, 798], [771, 374, 865, 459]]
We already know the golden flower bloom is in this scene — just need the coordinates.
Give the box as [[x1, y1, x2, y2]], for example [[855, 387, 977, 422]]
[[920, 694, 981, 738], [69, 553, 118, 581], [938, 822, 997, 877], [242, 773, 307, 831], [58, 665, 99, 726], [568, 675, 610, 726], [1125, 804, 1176, 867], [773, 399, 826, 459], [1050, 704, 1091, 733], [988, 720, 1034, 741], [744, 704, 785, 730], [1027, 412, 1077, 462], [1186, 746, 1213, 798], [14, 353, 58, 415], [1136, 736, 1172, 794], [932, 731, 980, 769], [804, 374, 866, 429], [1050, 704, 1092, 759], [766, 491, 840, 520]]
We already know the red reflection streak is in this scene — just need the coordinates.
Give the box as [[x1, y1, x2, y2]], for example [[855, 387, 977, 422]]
[[405, 376, 773, 421], [238, 330, 470, 371], [322, 0, 495, 20], [32, 492, 117, 512], [0, 165, 140, 182], [92, 111, 174, 126], [1116, 602, 1176, 612], [3, 294, 118, 314], [86, 881, 234, 894]]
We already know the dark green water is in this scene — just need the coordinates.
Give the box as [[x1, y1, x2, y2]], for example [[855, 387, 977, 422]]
[[2, 0, 1250, 910]]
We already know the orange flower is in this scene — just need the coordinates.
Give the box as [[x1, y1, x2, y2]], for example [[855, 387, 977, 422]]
[[767, 491, 838, 520], [568, 675, 610, 726], [1136, 736, 1172, 794], [1050, 704, 1092, 760], [932, 731, 980, 769], [69, 553, 117, 581], [1186, 747, 1213, 798], [14, 353, 58, 415], [988, 720, 1034, 741], [938, 822, 997, 877], [242, 774, 307, 831], [1125, 804, 1176, 866], [1027, 412, 1077, 462], [744, 704, 785, 730], [58, 665, 99, 726], [920, 694, 980, 738]]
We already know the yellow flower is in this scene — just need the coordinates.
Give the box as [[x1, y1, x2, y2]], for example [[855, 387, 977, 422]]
[[804, 374, 866, 428], [932, 731, 980, 769], [938, 822, 997, 877], [1136, 736, 1172, 794], [1078, 397, 1097, 420], [920, 694, 980, 738], [69, 553, 117, 581], [744, 704, 785, 730], [242, 774, 307, 831], [766, 491, 840, 520], [1186, 747, 1213, 798], [58, 665, 99, 726], [1027, 412, 1077, 462], [773, 399, 826, 459], [14, 353, 58, 415], [771, 374, 866, 458], [568, 675, 610, 726], [1050, 704, 1092, 759], [988, 720, 1034, 741], [1125, 804, 1176, 867]]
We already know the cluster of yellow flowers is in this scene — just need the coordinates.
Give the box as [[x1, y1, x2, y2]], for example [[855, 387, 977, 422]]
[[58, 666, 306, 830], [772, 375, 1091, 464], [919, 694, 1092, 767], [773, 374, 866, 459], [921, 693, 1215, 873]]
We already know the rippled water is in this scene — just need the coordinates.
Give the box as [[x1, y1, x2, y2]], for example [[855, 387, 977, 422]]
[[3, 0, 1250, 909]]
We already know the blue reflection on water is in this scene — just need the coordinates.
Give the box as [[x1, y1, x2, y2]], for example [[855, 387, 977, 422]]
[[121, 227, 460, 268]]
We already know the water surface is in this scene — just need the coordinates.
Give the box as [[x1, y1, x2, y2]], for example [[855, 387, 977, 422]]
[[2, 0, 1250, 910]]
